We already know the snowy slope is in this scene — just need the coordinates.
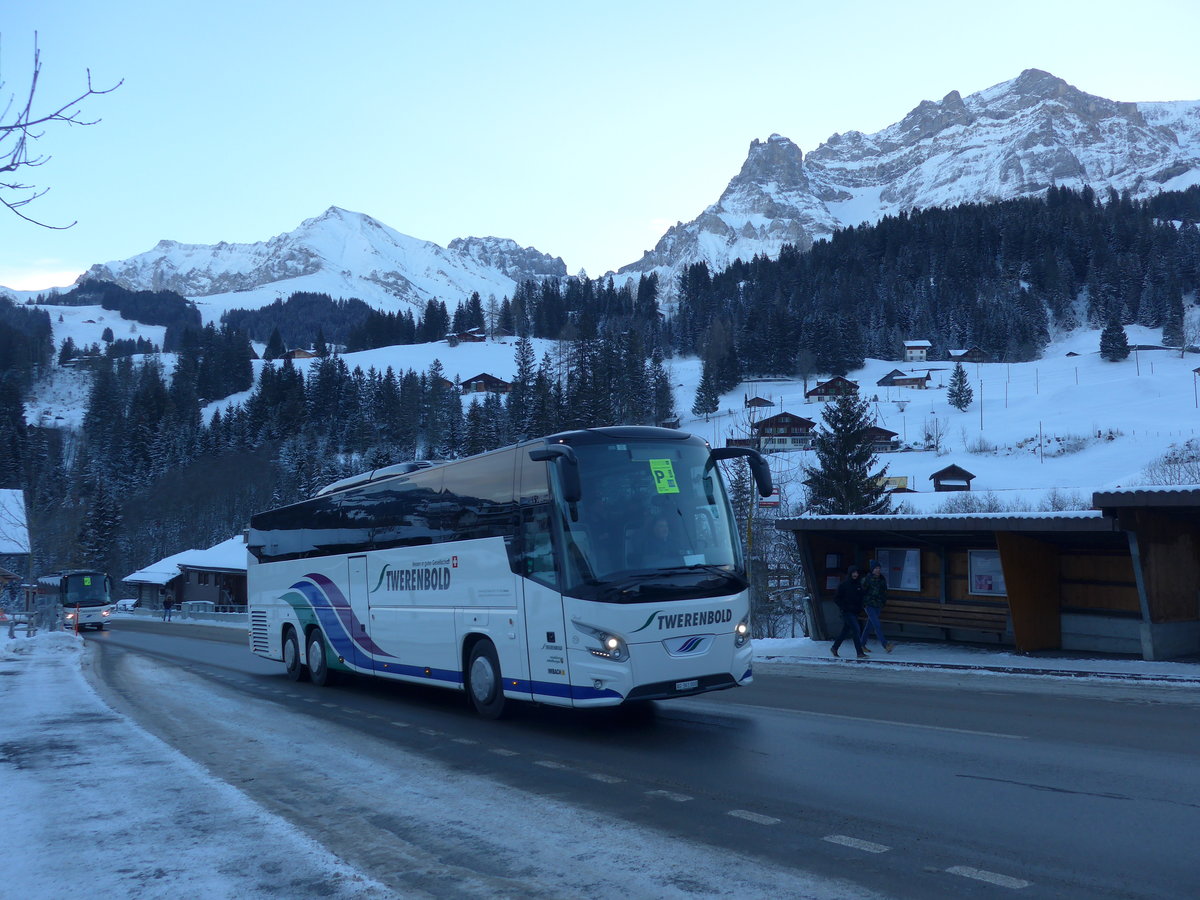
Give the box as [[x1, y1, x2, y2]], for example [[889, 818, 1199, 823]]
[[24, 310, 1199, 515], [689, 323, 1200, 511]]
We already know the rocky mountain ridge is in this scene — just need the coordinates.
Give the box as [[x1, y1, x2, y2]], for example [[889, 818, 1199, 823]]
[[78, 207, 563, 317], [618, 69, 1200, 291], [67, 70, 1200, 314]]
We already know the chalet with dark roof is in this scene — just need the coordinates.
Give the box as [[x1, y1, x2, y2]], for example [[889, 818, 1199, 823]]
[[461, 373, 513, 394], [864, 425, 900, 452], [805, 376, 858, 403], [949, 346, 989, 363], [753, 411, 817, 452]]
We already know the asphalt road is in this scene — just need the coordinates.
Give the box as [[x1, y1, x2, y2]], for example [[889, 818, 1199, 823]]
[[86, 620, 1200, 899]]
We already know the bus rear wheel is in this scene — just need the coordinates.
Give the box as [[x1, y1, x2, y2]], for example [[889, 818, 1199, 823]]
[[283, 628, 306, 682], [306, 630, 335, 687], [467, 640, 508, 719]]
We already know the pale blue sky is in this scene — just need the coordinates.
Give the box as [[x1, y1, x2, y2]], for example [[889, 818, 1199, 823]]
[[3, 0, 1199, 290]]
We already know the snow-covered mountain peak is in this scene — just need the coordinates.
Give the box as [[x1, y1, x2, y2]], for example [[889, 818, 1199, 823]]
[[79, 209, 562, 320], [617, 70, 1200, 294], [734, 134, 807, 187]]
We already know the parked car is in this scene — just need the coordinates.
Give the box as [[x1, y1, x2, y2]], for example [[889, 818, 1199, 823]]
[[115, 598, 139, 611]]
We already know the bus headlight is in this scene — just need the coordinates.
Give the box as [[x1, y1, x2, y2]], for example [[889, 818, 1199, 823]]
[[64, 612, 76, 622], [573, 621, 629, 662], [734, 616, 751, 648], [101, 608, 112, 618]]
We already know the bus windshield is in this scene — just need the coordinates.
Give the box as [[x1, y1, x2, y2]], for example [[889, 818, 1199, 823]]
[[549, 439, 746, 602], [62, 573, 111, 607]]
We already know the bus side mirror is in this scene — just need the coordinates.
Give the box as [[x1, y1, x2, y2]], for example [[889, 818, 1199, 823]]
[[708, 447, 773, 498], [529, 446, 582, 504]]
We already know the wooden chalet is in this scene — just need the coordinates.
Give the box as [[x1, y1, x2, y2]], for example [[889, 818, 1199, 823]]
[[744, 395, 775, 409], [286, 348, 319, 360], [930, 464, 976, 492], [876, 369, 908, 387], [461, 373, 513, 394], [903, 339, 932, 362], [123, 536, 247, 613], [949, 346, 989, 363], [776, 486, 1200, 660], [864, 425, 900, 452], [805, 376, 859, 403], [753, 411, 817, 452], [892, 372, 931, 389], [451, 329, 487, 343]]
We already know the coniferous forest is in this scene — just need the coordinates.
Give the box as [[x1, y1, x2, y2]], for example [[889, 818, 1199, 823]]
[[2, 185, 1199, 583]]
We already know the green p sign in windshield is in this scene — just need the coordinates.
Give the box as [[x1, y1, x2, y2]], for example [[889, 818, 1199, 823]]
[[649, 459, 679, 494]]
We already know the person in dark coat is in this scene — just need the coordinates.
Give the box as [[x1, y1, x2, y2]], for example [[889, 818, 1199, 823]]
[[832, 565, 866, 658], [860, 560, 893, 652]]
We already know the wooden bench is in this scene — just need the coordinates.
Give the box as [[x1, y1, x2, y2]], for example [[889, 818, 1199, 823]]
[[876, 598, 1009, 639]]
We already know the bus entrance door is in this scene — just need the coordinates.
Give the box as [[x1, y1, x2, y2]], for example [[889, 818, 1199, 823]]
[[522, 579, 572, 703]]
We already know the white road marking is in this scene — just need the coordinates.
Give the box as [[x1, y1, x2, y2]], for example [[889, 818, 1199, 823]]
[[946, 866, 1032, 889], [452, 738, 478, 745], [730, 702, 1027, 740], [418, 728, 441, 736], [535, 760, 568, 769], [490, 748, 519, 756], [321, 703, 339, 708], [727, 809, 780, 825], [646, 790, 692, 802], [823, 834, 890, 853], [587, 773, 625, 783], [390, 721, 410, 727]]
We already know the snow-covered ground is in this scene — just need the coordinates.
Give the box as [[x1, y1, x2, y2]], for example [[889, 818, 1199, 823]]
[[0, 629, 888, 899], [26, 313, 1200, 508], [3, 625, 1197, 897]]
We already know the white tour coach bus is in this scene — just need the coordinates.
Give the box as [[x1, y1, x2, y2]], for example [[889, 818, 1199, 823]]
[[246, 426, 771, 717]]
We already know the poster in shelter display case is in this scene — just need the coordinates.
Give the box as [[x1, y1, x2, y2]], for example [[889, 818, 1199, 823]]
[[876, 548, 921, 592]]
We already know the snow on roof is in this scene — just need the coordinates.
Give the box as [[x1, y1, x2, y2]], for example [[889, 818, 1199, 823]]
[[124, 535, 247, 585], [0, 489, 30, 555], [1093, 485, 1200, 506], [777, 509, 1115, 532], [903, 340, 932, 347]]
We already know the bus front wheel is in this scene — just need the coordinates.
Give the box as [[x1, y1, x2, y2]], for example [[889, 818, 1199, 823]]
[[467, 640, 508, 719], [306, 630, 335, 687], [283, 628, 306, 682]]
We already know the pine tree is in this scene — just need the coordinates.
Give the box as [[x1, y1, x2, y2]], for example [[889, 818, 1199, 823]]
[[505, 336, 536, 439], [264, 327, 285, 361], [947, 361, 973, 411], [1100, 319, 1130, 361], [691, 363, 719, 421], [803, 393, 891, 515]]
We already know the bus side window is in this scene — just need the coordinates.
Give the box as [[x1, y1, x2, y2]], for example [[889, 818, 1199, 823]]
[[518, 507, 557, 585]]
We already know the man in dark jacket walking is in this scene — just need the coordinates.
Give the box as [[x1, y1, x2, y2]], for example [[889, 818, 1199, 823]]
[[832, 565, 866, 658], [860, 560, 893, 652]]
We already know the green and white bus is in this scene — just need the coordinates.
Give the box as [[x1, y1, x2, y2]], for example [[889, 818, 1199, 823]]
[[247, 426, 770, 717]]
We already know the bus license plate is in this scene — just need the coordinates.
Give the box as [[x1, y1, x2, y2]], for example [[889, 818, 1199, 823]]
[[675, 679, 698, 691]]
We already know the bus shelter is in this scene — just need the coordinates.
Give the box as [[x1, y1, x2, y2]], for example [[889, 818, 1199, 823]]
[[776, 488, 1200, 661]]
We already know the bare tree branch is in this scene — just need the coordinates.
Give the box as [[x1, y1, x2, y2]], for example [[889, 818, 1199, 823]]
[[0, 32, 122, 228]]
